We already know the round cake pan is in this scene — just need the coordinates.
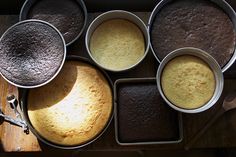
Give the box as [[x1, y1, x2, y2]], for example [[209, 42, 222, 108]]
[[0, 19, 66, 89], [19, 0, 87, 46], [148, 0, 236, 72], [19, 55, 114, 149], [85, 10, 150, 72], [156, 47, 224, 113]]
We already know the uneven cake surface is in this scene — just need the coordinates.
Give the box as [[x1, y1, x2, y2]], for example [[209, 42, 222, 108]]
[[28, 0, 84, 44], [118, 82, 180, 142], [28, 61, 112, 146], [90, 19, 145, 70], [0, 21, 64, 86], [151, 0, 235, 67], [161, 55, 215, 109]]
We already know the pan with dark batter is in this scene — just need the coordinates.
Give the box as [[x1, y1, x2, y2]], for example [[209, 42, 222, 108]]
[[25, 0, 86, 45], [0, 20, 65, 87], [151, 0, 236, 68]]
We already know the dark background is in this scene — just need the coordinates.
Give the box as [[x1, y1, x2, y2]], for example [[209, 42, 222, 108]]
[[0, 0, 236, 13], [0, 0, 158, 14]]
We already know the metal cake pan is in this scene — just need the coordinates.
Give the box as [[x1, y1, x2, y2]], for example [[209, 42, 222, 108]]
[[0, 19, 66, 89], [148, 0, 236, 72], [156, 47, 224, 113], [19, 55, 114, 149], [20, 0, 88, 46], [85, 10, 150, 72], [114, 77, 183, 145]]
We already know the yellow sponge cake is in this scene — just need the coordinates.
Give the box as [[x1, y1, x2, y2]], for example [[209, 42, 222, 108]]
[[161, 55, 215, 109], [90, 19, 145, 70], [27, 61, 112, 146]]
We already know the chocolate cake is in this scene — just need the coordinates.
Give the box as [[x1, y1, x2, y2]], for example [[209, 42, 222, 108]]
[[151, 0, 236, 67], [117, 80, 180, 143], [28, 0, 85, 44], [0, 21, 65, 86]]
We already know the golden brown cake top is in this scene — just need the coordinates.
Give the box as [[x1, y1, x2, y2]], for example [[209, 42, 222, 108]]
[[161, 55, 215, 109], [90, 19, 145, 70], [27, 61, 112, 146]]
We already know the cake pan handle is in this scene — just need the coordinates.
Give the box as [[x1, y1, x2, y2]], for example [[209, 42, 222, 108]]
[[0, 94, 29, 134]]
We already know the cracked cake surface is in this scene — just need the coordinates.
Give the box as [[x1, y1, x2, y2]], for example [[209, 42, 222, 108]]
[[151, 0, 235, 67], [0, 21, 65, 86], [28, 61, 112, 145]]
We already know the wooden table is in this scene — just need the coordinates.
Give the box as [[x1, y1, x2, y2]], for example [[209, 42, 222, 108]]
[[1, 0, 236, 152]]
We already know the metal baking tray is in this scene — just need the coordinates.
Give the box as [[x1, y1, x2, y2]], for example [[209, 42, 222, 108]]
[[114, 78, 183, 145], [19, 55, 114, 149]]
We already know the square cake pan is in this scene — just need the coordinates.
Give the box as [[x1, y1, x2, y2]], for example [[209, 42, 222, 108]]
[[114, 78, 183, 145]]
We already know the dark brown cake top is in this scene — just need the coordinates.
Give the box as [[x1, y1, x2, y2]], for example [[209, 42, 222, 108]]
[[0, 21, 65, 87], [151, 0, 235, 67], [28, 0, 84, 44], [117, 82, 180, 143]]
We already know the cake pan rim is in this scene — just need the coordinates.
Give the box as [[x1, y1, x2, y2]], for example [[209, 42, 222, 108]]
[[19, 0, 88, 46], [85, 10, 150, 72], [0, 19, 67, 89], [156, 47, 224, 113], [19, 55, 114, 150], [148, 0, 236, 72], [114, 77, 183, 145]]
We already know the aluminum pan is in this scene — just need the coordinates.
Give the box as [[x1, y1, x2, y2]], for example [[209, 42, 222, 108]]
[[19, 0, 88, 46], [156, 47, 224, 113], [0, 19, 67, 89], [19, 55, 114, 149], [114, 77, 183, 145], [148, 0, 236, 72], [85, 10, 150, 72]]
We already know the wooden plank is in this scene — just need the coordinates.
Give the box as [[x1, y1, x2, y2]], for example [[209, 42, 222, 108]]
[[0, 76, 41, 152]]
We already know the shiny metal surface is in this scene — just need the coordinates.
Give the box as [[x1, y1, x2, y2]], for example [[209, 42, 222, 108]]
[[148, 0, 236, 72], [156, 47, 224, 113], [85, 10, 150, 72]]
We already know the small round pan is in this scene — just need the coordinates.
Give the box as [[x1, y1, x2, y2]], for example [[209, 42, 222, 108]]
[[156, 47, 224, 113], [0, 19, 66, 89], [19, 55, 114, 149], [85, 10, 150, 72], [20, 0, 87, 46]]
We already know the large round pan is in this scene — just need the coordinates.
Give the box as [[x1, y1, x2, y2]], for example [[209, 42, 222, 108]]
[[0, 19, 66, 88], [148, 0, 236, 72], [19, 55, 114, 149]]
